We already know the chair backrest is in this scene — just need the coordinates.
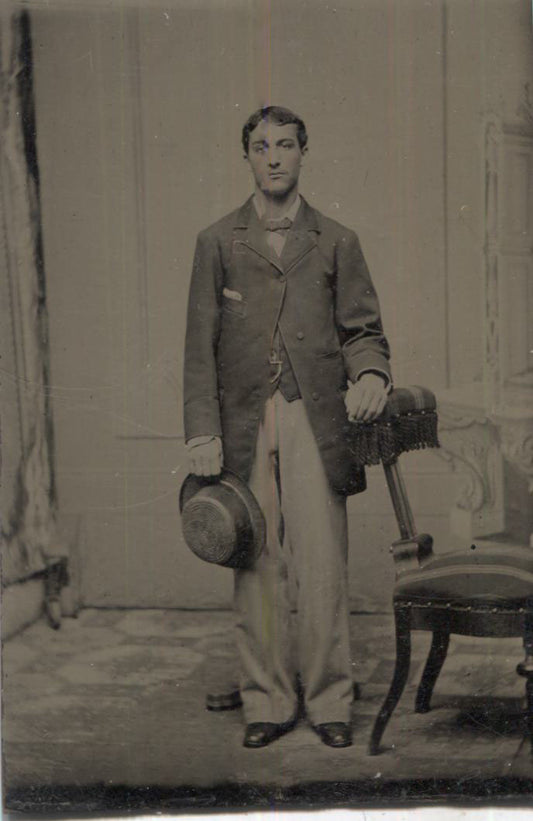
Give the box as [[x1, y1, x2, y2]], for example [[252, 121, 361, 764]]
[[349, 385, 439, 469], [350, 386, 439, 574]]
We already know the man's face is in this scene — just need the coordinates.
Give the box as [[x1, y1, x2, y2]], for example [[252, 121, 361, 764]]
[[246, 120, 305, 198]]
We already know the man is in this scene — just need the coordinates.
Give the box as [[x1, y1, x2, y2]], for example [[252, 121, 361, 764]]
[[184, 106, 391, 749]]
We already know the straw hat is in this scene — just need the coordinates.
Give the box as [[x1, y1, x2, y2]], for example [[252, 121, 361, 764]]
[[179, 469, 265, 569]]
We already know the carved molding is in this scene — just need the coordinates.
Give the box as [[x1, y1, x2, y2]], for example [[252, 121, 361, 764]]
[[438, 407, 500, 514], [515, 82, 533, 131], [484, 107, 533, 410], [434, 102, 533, 541], [495, 412, 533, 493], [483, 117, 502, 408]]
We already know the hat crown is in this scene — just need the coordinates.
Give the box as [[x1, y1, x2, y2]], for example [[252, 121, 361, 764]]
[[182, 485, 244, 565], [180, 470, 265, 569]]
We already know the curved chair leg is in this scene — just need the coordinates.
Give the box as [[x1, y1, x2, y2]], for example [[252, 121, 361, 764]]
[[525, 678, 533, 755], [415, 627, 450, 713], [516, 608, 533, 754], [368, 606, 411, 755], [516, 665, 533, 754]]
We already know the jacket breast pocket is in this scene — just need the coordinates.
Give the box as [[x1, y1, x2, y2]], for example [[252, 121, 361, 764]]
[[222, 294, 247, 318]]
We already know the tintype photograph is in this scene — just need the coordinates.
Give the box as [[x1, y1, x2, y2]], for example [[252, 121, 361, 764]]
[[1, 0, 533, 814]]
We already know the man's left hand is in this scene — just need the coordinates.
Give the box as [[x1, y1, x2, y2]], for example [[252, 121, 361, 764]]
[[345, 372, 389, 423]]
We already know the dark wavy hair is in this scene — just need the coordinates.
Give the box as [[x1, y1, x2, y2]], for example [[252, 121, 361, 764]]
[[241, 106, 308, 154]]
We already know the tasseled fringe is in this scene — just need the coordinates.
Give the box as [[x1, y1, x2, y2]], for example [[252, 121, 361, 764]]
[[349, 409, 439, 467]]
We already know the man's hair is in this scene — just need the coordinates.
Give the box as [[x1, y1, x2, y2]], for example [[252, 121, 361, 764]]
[[241, 106, 308, 154]]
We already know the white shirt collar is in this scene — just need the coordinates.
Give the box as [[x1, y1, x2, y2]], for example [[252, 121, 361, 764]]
[[253, 193, 301, 223]]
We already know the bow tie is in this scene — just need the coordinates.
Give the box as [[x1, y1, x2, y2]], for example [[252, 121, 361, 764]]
[[263, 217, 293, 232]]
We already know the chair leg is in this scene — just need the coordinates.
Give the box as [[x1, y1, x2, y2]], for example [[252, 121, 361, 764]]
[[368, 606, 411, 755], [524, 678, 533, 756], [415, 627, 450, 713], [516, 610, 533, 755]]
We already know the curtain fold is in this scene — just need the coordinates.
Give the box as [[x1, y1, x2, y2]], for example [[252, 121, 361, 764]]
[[1, 6, 66, 586]]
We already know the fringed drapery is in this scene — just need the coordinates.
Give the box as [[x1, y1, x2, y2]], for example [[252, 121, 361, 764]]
[[348, 386, 439, 467]]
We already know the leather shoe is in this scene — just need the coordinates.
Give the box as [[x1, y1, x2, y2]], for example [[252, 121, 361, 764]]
[[243, 720, 295, 748], [312, 722, 352, 748]]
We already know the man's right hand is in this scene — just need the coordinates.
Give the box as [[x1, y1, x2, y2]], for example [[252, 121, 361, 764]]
[[187, 436, 223, 477]]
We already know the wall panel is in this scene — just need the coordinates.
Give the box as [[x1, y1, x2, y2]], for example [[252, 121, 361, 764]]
[[29, 0, 485, 608]]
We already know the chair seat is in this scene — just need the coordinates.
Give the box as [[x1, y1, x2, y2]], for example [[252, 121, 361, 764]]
[[395, 543, 533, 604]]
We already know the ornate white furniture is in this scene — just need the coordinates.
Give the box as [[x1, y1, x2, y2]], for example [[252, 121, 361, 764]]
[[439, 101, 533, 547]]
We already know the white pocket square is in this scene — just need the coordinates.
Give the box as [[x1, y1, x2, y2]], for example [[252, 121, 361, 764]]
[[223, 287, 243, 302]]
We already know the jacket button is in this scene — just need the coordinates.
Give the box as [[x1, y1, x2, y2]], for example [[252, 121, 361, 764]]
[[312, 391, 320, 401], [279, 275, 286, 283], [297, 331, 304, 340]]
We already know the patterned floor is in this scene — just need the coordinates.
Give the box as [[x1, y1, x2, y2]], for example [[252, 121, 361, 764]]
[[3, 608, 532, 811]]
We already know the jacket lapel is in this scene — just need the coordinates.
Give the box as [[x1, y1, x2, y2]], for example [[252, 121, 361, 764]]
[[280, 198, 320, 274], [231, 195, 321, 276], [232, 197, 284, 276]]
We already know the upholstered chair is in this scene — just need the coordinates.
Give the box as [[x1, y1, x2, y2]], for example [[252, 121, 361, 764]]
[[362, 387, 533, 757]]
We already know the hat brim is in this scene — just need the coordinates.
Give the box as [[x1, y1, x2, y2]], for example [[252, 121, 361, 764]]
[[179, 468, 266, 563]]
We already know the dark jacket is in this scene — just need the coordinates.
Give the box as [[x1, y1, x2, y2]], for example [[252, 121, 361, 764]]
[[183, 196, 391, 496]]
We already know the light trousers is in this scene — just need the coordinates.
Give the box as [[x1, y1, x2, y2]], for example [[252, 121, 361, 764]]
[[234, 391, 353, 725]]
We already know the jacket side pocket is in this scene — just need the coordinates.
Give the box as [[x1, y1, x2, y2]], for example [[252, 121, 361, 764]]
[[222, 296, 247, 318]]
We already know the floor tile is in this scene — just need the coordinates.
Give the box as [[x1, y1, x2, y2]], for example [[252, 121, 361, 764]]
[[17, 619, 126, 654], [56, 644, 204, 686], [77, 609, 130, 628], [2, 608, 529, 805], [1, 643, 38, 674], [2, 671, 65, 698], [114, 609, 233, 638], [3, 692, 142, 743]]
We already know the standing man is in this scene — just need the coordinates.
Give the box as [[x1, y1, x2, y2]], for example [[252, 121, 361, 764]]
[[184, 106, 391, 749]]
